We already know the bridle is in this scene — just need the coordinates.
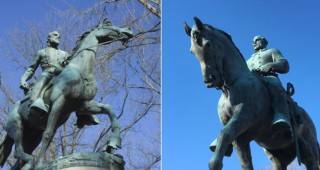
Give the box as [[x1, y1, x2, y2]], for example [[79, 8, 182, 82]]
[[62, 26, 131, 65]]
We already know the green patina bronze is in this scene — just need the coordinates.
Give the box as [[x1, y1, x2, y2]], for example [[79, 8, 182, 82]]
[[0, 19, 133, 170], [20, 30, 100, 129], [184, 17, 319, 170]]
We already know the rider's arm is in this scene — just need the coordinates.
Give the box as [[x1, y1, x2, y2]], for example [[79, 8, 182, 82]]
[[20, 51, 42, 87], [270, 49, 289, 74], [246, 57, 254, 71], [60, 51, 69, 67]]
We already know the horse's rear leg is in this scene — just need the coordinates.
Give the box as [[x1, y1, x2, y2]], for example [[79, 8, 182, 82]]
[[78, 100, 121, 152], [264, 147, 295, 170], [233, 137, 253, 170], [0, 134, 14, 167], [209, 113, 252, 170], [6, 101, 33, 169], [300, 140, 319, 170]]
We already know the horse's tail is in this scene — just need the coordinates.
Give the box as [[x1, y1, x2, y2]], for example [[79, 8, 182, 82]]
[[318, 142, 320, 168], [0, 134, 14, 167]]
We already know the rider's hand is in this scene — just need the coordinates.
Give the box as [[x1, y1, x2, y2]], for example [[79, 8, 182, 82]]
[[260, 63, 274, 73], [20, 81, 28, 90]]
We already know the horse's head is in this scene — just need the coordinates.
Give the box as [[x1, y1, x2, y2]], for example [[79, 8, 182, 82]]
[[95, 18, 134, 44], [184, 17, 228, 89]]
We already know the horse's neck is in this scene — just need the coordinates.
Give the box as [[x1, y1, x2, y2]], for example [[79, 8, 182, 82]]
[[223, 47, 250, 86], [70, 35, 98, 78]]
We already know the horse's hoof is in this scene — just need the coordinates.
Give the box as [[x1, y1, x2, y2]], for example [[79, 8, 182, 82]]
[[21, 163, 33, 170], [34, 162, 45, 170], [107, 134, 122, 149]]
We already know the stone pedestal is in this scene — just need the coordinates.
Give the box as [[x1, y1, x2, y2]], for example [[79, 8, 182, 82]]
[[37, 152, 125, 170]]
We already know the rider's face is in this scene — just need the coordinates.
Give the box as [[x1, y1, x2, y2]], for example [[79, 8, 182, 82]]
[[49, 33, 60, 46], [253, 38, 265, 51]]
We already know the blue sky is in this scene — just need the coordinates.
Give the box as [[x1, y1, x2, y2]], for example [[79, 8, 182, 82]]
[[163, 0, 320, 169], [1, 1, 320, 170]]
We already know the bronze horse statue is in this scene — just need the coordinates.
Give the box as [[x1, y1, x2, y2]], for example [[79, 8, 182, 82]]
[[0, 19, 133, 170], [184, 17, 319, 170]]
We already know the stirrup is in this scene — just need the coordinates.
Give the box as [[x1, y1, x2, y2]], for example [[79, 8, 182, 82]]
[[30, 98, 49, 113]]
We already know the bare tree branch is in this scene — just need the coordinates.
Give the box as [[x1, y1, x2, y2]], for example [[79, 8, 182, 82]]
[[137, 0, 161, 18]]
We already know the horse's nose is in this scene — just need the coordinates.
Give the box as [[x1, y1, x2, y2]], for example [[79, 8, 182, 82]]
[[204, 74, 215, 83]]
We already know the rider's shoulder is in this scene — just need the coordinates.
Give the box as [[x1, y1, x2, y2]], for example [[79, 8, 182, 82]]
[[59, 50, 69, 56], [267, 48, 281, 54], [37, 49, 46, 55]]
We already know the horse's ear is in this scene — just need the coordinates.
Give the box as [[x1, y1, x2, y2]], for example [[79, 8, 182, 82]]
[[102, 18, 108, 23], [194, 17, 203, 30], [101, 18, 112, 25], [184, 22, 191, 36]]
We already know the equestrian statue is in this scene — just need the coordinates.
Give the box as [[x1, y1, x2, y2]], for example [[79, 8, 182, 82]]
[[184, 17, 319, 170], [0, 18, 133, 170]]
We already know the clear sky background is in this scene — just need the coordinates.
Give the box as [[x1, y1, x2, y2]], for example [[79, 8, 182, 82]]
[[1, 1, 320, 170], [163, 0, 320, 170]]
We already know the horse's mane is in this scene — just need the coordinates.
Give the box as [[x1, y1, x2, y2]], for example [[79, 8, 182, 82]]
[[206, 25, 246, 63], [69, 23, 100, 58]]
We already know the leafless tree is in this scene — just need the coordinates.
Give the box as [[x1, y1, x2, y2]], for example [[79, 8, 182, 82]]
[[0, 0, 160, 169], [260, 159, 306, 170]]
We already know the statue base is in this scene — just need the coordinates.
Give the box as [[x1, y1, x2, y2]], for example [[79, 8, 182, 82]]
[[36, 152, 125, 170]]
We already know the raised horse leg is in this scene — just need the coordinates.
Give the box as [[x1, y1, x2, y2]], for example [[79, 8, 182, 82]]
[[35, 95, 66, 169], [77, 100, 121, 151], [5, 101, 34, 170], [209, 113, 252, 170]]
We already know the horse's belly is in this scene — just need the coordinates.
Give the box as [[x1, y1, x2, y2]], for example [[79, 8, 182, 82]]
[[19, 100, 48, 131], [24, 112, 48, 131], [255, 131, 293, 150]]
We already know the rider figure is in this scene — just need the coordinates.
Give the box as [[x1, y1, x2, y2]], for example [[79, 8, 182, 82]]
[[20, 31, 66, 111], [20, 31, 99, 128], [246, 35, 292, 133]]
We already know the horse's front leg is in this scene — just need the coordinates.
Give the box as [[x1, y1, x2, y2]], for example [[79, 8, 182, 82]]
[[79, 100, 121, 152], [209, 110, 253, 170], [35, 95, 65, 169]]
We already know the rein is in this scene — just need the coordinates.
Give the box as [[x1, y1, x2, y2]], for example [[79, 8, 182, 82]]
[[62, 31, 130, 66]]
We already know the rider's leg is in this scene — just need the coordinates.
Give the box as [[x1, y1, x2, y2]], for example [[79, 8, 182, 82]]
[[29, 72, 52, 113], [29, 73, 48, 102], [265, 76, 291, 133]]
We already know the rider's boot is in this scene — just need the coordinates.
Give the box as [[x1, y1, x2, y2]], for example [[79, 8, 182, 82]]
[[271, 94, 292, 136], [30, 98, 49, 113], [272, 112, 291, 131]]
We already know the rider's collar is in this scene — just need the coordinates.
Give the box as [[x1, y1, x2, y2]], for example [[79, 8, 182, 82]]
[[254, 48, 267, 54]]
